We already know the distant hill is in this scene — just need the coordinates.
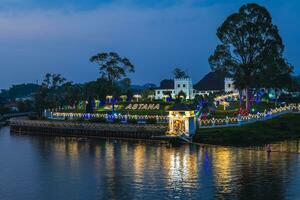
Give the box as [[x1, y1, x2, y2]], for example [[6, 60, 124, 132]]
[[194, 71, 226, 91], [131, 83, 157, 92], [0, 83, 40, 101]]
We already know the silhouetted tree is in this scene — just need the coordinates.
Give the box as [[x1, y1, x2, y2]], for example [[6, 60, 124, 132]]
[[209, 3, 293, 110], [90, 52, 135, 82], [173, 68, 189, 79], [34, 73, 68, 117]]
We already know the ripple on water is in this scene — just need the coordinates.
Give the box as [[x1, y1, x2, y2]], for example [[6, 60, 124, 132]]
[[1, 127, 300, 200]]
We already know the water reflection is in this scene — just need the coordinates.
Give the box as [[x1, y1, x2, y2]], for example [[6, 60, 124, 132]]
[[1, 127, 300, 200], [212, 148, 233, 197]]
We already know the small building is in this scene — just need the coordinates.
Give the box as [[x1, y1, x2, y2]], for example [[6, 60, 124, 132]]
[[168, 104, 196, 137], [224, 78, 238, 93], [155, 78, 217, 100]]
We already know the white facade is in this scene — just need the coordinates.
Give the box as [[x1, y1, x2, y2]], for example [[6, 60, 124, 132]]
[[155, 78, 217, 100], [174, 78, 193, 99], [224, 78, 284, 98], [224, 78, 238, 93]]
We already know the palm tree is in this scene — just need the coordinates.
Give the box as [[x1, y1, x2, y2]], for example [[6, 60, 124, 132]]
[[106, 95, 113, 103]]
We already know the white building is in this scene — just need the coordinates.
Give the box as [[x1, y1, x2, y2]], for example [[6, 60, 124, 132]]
[[155, 78, 217, 100], [224, 78, 287, 99], [224, 78, 238, 93]]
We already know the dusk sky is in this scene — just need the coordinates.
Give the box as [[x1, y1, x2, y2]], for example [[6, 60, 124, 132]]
[[0, 0, 299, 89]]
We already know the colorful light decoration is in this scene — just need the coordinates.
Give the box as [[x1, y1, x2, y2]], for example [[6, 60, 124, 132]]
[[220, 101, 229, 110], [133, 94, 142, 102], [46, 104, 300, 127], [120, 95, 127, 102], [214, 93, 239, 103], [148, 95, 155, 101], [48, 111, 169, 122], [198, 104, 300, 127], [106, 95, 113, 103]]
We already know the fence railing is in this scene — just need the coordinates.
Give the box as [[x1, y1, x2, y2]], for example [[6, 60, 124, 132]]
[[44, 110, 168, 124], [198, 104, 300, 129], [43, 104, 300, 129]]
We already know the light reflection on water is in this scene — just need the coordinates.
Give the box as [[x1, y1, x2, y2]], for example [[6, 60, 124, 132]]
[[1, 127, 300, 200]]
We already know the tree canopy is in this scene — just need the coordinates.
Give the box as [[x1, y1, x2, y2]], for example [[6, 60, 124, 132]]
[[173, 68, 189, 79], [90, 52, 135, 82], [209, 3, 293, 109]]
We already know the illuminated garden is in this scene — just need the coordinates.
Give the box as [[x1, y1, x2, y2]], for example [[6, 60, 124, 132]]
[[2, 3, 300, 145]]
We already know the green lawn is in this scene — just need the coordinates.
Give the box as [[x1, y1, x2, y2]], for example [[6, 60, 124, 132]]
[[194, 114, 300, 146]]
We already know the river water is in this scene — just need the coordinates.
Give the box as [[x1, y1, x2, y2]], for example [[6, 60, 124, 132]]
[[1, 127, 300, 200]]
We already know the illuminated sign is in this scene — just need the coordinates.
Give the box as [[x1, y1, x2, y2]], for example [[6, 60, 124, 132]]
[[125, 103, 160, 110]]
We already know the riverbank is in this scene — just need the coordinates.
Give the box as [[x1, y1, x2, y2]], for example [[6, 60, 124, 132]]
[[194, 113, 300, 146], [9, 113, 300, 146], [10, 119, 168, 140]]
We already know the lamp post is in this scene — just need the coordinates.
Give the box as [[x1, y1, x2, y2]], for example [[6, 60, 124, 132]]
[[148, 95, 155, 102], [106, 95, 113, 103], [133, 94, 142, 102], [120, 95, 127, 102]]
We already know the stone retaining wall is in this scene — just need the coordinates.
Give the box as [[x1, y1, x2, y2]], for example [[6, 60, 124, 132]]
[[10, 119, 168, 140]]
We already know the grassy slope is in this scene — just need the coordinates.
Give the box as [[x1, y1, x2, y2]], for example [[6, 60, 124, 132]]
[[194, 114, 300, 146]]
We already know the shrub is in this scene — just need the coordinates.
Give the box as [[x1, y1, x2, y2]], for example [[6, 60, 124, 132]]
[[28, 114, 38, 120], [146, 118, 157, 124], [89, 117, 106, 123], [113, 118, 122, 123], [128, 118, 137, 124], [76, 117, 85, 122]]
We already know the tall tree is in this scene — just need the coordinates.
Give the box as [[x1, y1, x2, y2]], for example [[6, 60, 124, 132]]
[[63, 83, 83, 106], [173, 68, 189, 79], [209, 3, 293, 110], [90, 52, 135, 83], [34, 73, 67, 117], [119, 78, 131, 95], [42, 73, 67, 89]]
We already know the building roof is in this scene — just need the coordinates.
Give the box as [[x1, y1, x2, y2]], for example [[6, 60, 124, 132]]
[[194, 71, 225, 91], [156, 79, 174, 90], [168, 103, 195, 111]]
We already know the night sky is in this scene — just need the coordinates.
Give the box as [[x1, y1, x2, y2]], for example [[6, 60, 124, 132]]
[[0, 0, 299, 89]]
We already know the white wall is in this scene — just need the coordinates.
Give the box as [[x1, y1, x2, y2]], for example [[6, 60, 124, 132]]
[[224, 78, 237, 93], [174, 78, 193, 99]]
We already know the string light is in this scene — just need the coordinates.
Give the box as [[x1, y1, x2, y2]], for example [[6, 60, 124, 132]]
[[46, 104, 300, 127]]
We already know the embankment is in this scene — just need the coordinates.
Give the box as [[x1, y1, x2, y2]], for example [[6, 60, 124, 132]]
[[10, 119, 168, 140], [194, 114, 300, 146]]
